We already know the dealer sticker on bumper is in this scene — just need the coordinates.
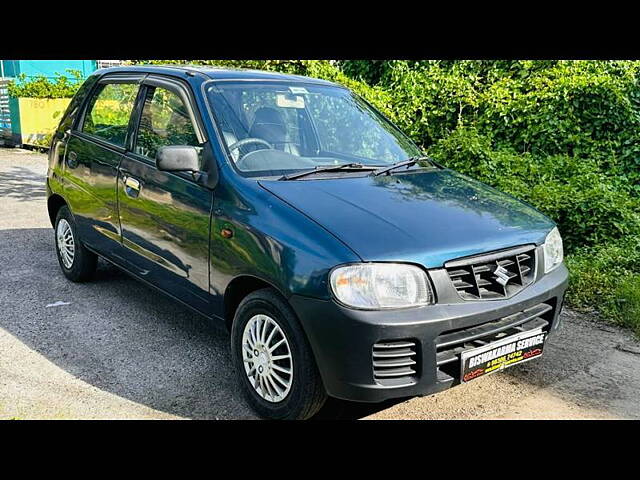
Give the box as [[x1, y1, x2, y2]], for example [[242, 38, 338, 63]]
[[460, 329, 546, 383]]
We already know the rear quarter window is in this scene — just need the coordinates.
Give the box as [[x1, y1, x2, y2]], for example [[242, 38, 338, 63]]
[[57, 75, 99, 134], [81, 83, 138, 147]]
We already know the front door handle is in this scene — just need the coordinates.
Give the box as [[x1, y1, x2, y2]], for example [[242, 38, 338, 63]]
[[123, 176, 141, 198]]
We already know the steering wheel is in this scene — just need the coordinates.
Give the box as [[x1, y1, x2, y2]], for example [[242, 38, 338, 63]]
[[228, 138, 273, 157]]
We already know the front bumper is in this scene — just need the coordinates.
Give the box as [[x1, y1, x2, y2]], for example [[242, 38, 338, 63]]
[[290, 262, 569, 403]]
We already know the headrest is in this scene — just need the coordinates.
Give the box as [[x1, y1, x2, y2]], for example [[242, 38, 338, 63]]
[[249, 107, 287, 144]]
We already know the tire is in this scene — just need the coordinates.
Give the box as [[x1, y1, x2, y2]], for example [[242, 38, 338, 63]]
[[54, 205, 97, 282], [231, 288, 327, 420]]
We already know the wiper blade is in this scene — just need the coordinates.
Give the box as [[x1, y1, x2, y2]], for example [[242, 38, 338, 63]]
[[371, 156, 433, 177], [279, 163, 375, 181]]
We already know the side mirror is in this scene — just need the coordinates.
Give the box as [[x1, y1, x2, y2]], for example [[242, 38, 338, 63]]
[[156, 146, 200, 172]]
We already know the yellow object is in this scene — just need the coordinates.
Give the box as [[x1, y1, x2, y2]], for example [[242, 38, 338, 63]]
[[17, 98, 71, 146]]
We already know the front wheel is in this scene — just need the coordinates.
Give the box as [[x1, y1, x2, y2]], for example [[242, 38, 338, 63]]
[[231, 288, 327, 419]]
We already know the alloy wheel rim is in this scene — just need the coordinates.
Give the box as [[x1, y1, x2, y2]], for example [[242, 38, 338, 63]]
[[242, 314, 293, 403], [56, 219, 75, 269]]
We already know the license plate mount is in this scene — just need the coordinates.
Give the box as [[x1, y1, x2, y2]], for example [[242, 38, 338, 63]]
[[460, 328, 546, 383]]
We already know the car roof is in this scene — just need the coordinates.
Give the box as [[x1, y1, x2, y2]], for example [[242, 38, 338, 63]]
[[94, 64, 340, 87]]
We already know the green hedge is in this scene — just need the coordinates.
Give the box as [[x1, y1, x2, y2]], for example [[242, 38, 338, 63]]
[[567, 240, 640, 335], [7, 70, 84, 98], [341, 60, 640, 332], [129, 60, 640, 332], [29, 59, 630, 333]]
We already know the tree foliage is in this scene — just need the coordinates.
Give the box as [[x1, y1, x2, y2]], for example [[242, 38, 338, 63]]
[[159, 59, 640, 326], [15, 59, 638, 325], [340, 60, 640, 327], [356, 60, 640, 251], [132, 60, 640, 254], [7, 70, 84, 98]]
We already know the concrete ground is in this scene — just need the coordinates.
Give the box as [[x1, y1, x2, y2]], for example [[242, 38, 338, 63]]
[[1, 147, 639, 420]]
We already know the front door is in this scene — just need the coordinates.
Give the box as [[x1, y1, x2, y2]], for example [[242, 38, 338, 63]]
[[116, 77, 213, 313]]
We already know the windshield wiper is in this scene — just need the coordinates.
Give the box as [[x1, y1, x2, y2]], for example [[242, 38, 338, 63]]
[[279, 163, 376, 181], [371, 156, 434, 177]]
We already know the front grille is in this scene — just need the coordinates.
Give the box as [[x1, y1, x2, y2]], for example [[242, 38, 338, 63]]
[[445, 245, 536, 300], [372, 340, 418, 386], [435, 301, 554, 383]]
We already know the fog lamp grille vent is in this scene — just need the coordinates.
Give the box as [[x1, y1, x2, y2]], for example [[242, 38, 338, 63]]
[[372, 340, 418, 386]]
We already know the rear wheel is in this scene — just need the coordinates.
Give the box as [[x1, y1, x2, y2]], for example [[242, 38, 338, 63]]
[[231, 288, 327, 419], [54, 206, 97, 282]]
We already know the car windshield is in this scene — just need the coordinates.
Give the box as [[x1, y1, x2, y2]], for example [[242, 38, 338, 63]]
[[205, 81, 422, 177]]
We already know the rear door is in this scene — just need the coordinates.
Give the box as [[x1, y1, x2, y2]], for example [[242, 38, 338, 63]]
[[116, 75, 213, 313], [63, 75, 143, 255]]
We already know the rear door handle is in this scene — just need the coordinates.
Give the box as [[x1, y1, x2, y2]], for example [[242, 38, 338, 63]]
[[123, 176, 141, 197], [67, 151, 78, 168]]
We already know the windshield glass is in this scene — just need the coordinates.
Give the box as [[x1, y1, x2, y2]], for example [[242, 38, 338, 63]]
[[205, 81, 422, 177]]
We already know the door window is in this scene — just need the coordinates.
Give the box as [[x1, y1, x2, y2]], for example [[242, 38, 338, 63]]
[[82, 82, 138, 147], [134, 86, 200, 160]]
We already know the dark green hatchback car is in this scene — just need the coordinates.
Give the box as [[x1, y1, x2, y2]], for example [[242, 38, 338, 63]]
[[46, 65, 568, 419]]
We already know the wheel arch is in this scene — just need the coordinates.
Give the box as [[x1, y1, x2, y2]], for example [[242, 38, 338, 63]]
[[47, 194, 68, 227], [223, 274, 290, 331]]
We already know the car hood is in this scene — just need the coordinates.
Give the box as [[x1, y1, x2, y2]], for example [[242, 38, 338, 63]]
[[258, 169, 555, 268]]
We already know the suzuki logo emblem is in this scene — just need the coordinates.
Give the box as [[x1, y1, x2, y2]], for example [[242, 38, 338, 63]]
[[493, 265, 512, 287]]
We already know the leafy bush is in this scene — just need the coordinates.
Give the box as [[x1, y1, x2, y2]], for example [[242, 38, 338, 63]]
[[377, 61, 640, 186], [567, 241, 640, 334], [7, 70, 84, 98], [613, 276, 640, 336], [427, 126, 640, 251], [123, 60, 640, 332], [338, 60, 395, 85], [366, 61, 640, 331]]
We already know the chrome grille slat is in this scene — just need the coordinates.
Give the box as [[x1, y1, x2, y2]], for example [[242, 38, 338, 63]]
[[374, 367, 417, 378], [448, 268, 471, 277], [374, 341, 414, 349], [372, 348, 416, 358], [435, 303, 552, 349], [436, 351, 458, 365], [497, 259, 514, 267], [373, 358, 417, 368], [473, 265, 492, 273]]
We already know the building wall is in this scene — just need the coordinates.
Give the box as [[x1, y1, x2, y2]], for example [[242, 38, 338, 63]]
[[1, 60, 97, 80]]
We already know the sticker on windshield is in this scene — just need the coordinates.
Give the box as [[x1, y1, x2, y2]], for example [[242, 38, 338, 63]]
[[288, 86, 308, 95], [276, 93, 305, 109]]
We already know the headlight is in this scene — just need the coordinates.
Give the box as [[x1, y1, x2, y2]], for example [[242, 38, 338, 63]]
[[330, 263, 434, 309], [543, 227, 564, 273]]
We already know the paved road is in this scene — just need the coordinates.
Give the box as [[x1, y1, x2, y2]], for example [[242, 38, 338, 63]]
[[1, 148, 639, 420]]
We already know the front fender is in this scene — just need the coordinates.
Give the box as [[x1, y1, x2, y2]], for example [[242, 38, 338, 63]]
[[208, 167, 361, 317]]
